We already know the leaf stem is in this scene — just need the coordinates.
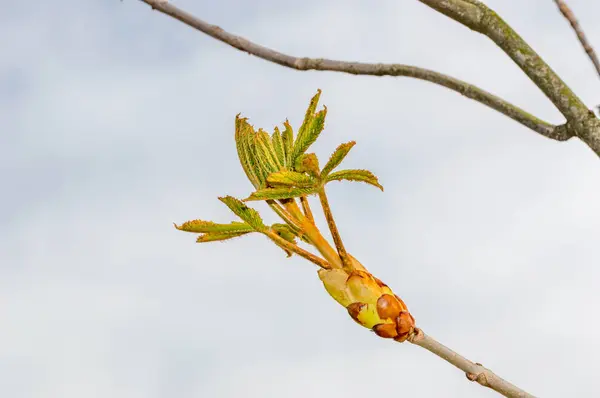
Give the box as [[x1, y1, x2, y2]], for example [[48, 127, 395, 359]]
[[317, 189, 353, 271], [282, 199, 342, 268], [265, 230, 331, 269], [268, 200, 307, 236], [300, 196, 315, 224]]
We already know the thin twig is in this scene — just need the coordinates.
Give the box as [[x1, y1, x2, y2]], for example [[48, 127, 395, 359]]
[[553, 0, 600, 78], [416, 0, 600, 158], [409, 329, 536, 398], [137, 0, 571, 142]]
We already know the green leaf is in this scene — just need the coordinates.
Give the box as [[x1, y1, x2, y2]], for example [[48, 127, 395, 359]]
[[244, 186, 319, 201], [235, 115, 261, 189], [196, 231, 252, 243], [256, 129, 282, 171], [218, 196, 267, 231], [297, 89, 322, 145], [321, 141, 356, 177], [271, 127, 286, 168], [290, 107, 327, 166], [266, 170, 316, 188], [174, 220, 255, 234], [294, 153, 320, 177], [325, 169, 384, 191], [243, 128, 268, 187], [282, 120, 294, 164]]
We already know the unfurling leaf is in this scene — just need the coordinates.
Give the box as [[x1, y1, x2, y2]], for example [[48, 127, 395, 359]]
[[321, 141, 356, 177], [291, 108, 327, 166], [244, 186, 319, 201], [297, 89, 321, 143], [294, 153, 320, 177], [196, 231, 252, 243], [271, 127, 286, 168], [282, 120, 294, 164], [174, 220, 254, 234], [325, 169, 384, 191], [235, 115, 262, 189], [255, 129, 281, 174], [218, 196, 267, 231], [266, 170, 316, 188]]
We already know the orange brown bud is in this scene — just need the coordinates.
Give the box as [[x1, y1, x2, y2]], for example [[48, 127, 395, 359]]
[[373, 323, 398, 339], [376, 294, 403, 320]]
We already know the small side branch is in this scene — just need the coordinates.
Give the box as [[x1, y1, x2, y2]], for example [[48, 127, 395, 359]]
[[417, 0, 600, 156], [137, 0, 571, 142], [409, 329, 536, 398], [553, 0, 600, 78]]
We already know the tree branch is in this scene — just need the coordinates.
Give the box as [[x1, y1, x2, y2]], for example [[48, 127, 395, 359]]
[[553, 0, 600, 79], [137, 0, 573, 142], [417, 0, 600, 156], [409, 329, 535, 398]]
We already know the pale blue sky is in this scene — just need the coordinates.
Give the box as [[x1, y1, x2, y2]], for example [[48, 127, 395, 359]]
[[1, 1, 599, 397]]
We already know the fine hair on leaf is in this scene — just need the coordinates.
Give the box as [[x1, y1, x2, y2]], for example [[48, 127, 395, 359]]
[[325, 169, 384, 191]]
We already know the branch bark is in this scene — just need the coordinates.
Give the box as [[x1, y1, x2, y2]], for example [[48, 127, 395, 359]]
[[553, 0, 600, 78], [138, 0, 578, 144], [409, 329, 535, 398], [416, 0, 600, 155]]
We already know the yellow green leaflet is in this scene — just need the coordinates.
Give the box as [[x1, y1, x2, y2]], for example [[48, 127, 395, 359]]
[[325, 169, 384, 191], [271, 126, 286, 168], [218, 196, 266, 231], [174, 220, 254, 234], [294, 153, 320, 177], [281, 119, 294, 165], [290, 107, 327, 166], [266, 170, 317, 188], [321, 141, 356, 177], [196, 231, 252, 243], [244, 186, 320, 201]]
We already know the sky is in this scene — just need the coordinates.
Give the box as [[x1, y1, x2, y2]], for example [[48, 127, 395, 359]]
[[1, 0, 599, 397]]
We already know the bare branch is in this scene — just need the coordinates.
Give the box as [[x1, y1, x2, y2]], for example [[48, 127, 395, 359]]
[[417, 0, 600, 156], [553, 0, 600, 78], [138, 0, 572, 142], [409, 329, 535, 398]]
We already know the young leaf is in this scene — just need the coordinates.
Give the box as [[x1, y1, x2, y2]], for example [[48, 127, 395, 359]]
[[235, 115, 261, 188], [218, 196, 267, 231], [282, 120, 294, 164], [256, 129, 282, 171], [174, 220, 254, 234], [325, 169, 384, 191], [321, 141, 356, 177], [296, 89, 322, 143], [290, 107, 327, 165], [196, 231, 253, 243], [243, 128, 268, 187], [244, 186, 319, 201], [266, 170, 316, 188], [294, 153, 320, 177], [271, 127, 286, 168]]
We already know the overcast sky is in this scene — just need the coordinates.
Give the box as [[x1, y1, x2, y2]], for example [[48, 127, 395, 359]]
[[1, 0, 600, 397]]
